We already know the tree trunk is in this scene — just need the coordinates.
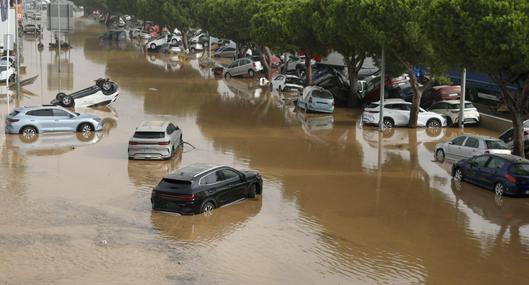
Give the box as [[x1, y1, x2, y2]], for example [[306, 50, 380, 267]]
[[408, 66, 422, 128], [512, 110, 525, 157], [182, 31, 188, 50], [304, 51, 313, 85], [345, 53, 365, 107], [259, 46, 273, 80]]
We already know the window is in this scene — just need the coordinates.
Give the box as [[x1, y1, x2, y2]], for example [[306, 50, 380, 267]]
[[26, 109, 53, 116], [472, 156, 491, 167], [452, 136, 467, 146], [133, 132, 165, 139], [201, 171, 222, 185], [430, 103, 442, 110], [487, 157, 506, 169], [312, 90, 333, 99], [221, 169, 240, 181], [510, 164, 529, 176], [464, 137, 479, 148], [275, 75, 284, 81], [499, 129, 513, 142], [53, 109, 70, 117], [485, 140, 509, 150], [166, 124, 176, 135]]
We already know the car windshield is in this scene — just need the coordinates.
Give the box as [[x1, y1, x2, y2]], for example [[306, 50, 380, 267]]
[[313, 90, 333, 99], [286, 77, 304, 85], [511, 164, 529, 176], [133, 131, 165, 139], [485, 140, 509, 149], [367, 103, 379, 109]]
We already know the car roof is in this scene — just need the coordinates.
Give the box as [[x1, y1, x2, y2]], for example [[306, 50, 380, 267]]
[[454, 134, 500, 141], [16, 105, 67, 112], [135, 121, 170, 132], [370, 98, 407, 105], [435, 100, 472, 104], [165, 163, 223, 181], [489, 154, 529, 164]]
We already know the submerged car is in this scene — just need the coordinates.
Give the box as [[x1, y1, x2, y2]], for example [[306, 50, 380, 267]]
[[214, 46, 237, 58], [128, 121, 183, 160], [452, 154, 529, 196], [362, 99, 447, 128], [23, 24, 40, 34], [428, 100, 480, 126], [297, 86, 335, 113], [5, 105, 103, 135], [272, 74, 304, 92], [151, 163, 263, 215], [50, 78, 119, 108], [100, 30, 127, 41], [224, 58, 263, 79], [0, 65, 16, 82], [435, 135, 511, 162]]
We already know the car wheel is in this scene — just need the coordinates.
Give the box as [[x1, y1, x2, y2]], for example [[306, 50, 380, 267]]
[[494, 182, 505, 196], [19, 127, 38, 143], [77, 123, 94, 133], [453, 168, 463, 182], [248, 70, 255, 78], [224, 72, 232, 80], [61, 95, 74, 107], [20, 126, 38, 136], [247, 184, 257, 199], [101, 81, 113, 92], [171, 39, 177, 45], [8, 74, 16, 83], [427, 119, 441, 128], [435, 149, 445, 162], [56, 92, 66, 101], [201, 201, 215, 214], [150, 43, 156, 50], [76, 130, 95, 142], [382, 118, 394, 128]]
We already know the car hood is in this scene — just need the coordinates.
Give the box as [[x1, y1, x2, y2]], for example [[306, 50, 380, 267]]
[[242, 170, 260, 179], [77, 114, 100, 120]]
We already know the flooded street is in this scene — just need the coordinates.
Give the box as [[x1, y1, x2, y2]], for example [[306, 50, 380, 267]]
[[2, 18, 529, 284]]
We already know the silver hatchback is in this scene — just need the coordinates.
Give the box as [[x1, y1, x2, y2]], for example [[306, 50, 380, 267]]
[[128, 121, 183, 160], [223, 58, 263, 79], [5, 105, 103, 135], [435, 135, 511, 162]]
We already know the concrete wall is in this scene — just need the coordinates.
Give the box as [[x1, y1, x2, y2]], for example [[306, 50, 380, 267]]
[[479, 113, 512, 132]]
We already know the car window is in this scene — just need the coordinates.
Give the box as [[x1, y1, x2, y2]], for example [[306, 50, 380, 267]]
[[511, 164, 529, 176], [275, 75, 284, 81], [52, 109, 70, 117], [485, 140, 509, 150], [201, 171, 222, 185], [312, 90, 333, 99], [487, 157, 506, 169], [26, 109, 53, 116], [499, 129, 513, 142], [166, 125, 173, 135], [133, 132, 165, 139], [220, 169, 240, 181], [452, 136, 467, 146], [464, 137, 479, 148], [392, 104, 410, 111], [472, 155, 491, 167], [430, 103, 441, 109]]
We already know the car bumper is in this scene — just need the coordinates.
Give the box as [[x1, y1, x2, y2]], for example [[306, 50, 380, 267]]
[[151, 193, 200, 215], [362, 113, 380, 125], [307, 103, 334, 114], [4, 125, 19, 134], [128, 147, 172, 160]]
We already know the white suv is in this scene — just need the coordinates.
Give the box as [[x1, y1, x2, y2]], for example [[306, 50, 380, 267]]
[[362, 99, 447, 128], [428, 100, 480, 126], [128, 121, 183, 160]]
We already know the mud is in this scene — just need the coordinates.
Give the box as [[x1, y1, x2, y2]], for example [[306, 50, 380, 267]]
[[1, 17, 529, 285]]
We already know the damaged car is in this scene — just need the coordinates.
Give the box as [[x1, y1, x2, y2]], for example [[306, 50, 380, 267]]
[[272, 74, 304, 92], [51, 78, 119, 108]]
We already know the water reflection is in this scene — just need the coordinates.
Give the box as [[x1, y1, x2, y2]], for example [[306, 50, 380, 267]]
[[145, 54, 182, 72], [127, 149, 182, 189]]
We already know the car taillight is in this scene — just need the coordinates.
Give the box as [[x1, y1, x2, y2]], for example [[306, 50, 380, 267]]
[[309, 97, 313, 103], [252, 62, 256, 68], [128, 141, 138, 145], [7, 118, 19, 123], [175, 194, 196, 201], [505, 173, 517, 184], [158, 141, 170, 146]]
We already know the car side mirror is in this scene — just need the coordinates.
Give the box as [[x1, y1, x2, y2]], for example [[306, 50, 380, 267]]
[[448, 141, 453, 145]]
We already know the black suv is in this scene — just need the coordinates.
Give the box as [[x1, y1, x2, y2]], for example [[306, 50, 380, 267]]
[[151, 163, 263, 215]]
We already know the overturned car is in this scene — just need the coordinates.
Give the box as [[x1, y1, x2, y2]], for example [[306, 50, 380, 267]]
[[51, 78, 119, 108]]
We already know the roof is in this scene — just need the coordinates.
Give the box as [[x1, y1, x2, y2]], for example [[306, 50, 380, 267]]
[[136, 121, 169, 132], [165, 163, 221, 181], [491, 154, 529, 164], [17, 105, 66, 111], [455, 134, 500, 141], [370, 98, 406, 105]]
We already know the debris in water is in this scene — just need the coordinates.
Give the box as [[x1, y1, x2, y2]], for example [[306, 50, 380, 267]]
[[148, 88, 158, 91]]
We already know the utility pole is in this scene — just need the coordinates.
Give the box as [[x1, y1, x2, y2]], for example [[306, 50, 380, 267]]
[[459, 68, 467, 129], [15, 0, 20, 98], [378, 45, 385, 131], [6, 2, 11, 113]]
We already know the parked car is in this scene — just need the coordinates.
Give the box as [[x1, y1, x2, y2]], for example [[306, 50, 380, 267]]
[[128, 121, 183, 160], [5, 105, 103, 135], [435, 135, 511, 162], [432, 85, 461, 101], [498, 119, 529, 153], [223, 58, 263, 79], [22, 24, 40, 34], [151, 163, 263, 215], [0, 64, 16, 82], [452, 154, 529, 196], [428, 100, 480, 126], [313, 66, 350, 106], [272, 74, 304, 92], [50, 78, 119, 108], [281, 55, 314, 76], [131, 29, 151, 39], [297, 86, 334, 113], [189, 42, 204, 53], [146, 34, 179, 50], [362, 98, 447, 128], [214, 46, 237, 58]]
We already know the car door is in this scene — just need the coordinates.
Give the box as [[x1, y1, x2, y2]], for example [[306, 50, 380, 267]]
[[52, 109, 74, 131], [27, 109, 55, 131], [273, 75, 285, 90], [446, 136, 467, 159], [466, 155, 492, 186], [389, 103, 409, 126], [461, 136, 480, 159], [219, 168, 247, 201], [228, 60, 239, 75], [236, 59, 248, 75], [200, 170, 231, 206], [480, 157, 506, 189]]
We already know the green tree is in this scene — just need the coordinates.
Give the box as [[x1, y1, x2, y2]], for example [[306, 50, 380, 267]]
[[363, 0, 437, 127], [427, 0, 529, 156]]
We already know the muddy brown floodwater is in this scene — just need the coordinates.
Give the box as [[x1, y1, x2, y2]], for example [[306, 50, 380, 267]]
[[1, 17, 529, 285]]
